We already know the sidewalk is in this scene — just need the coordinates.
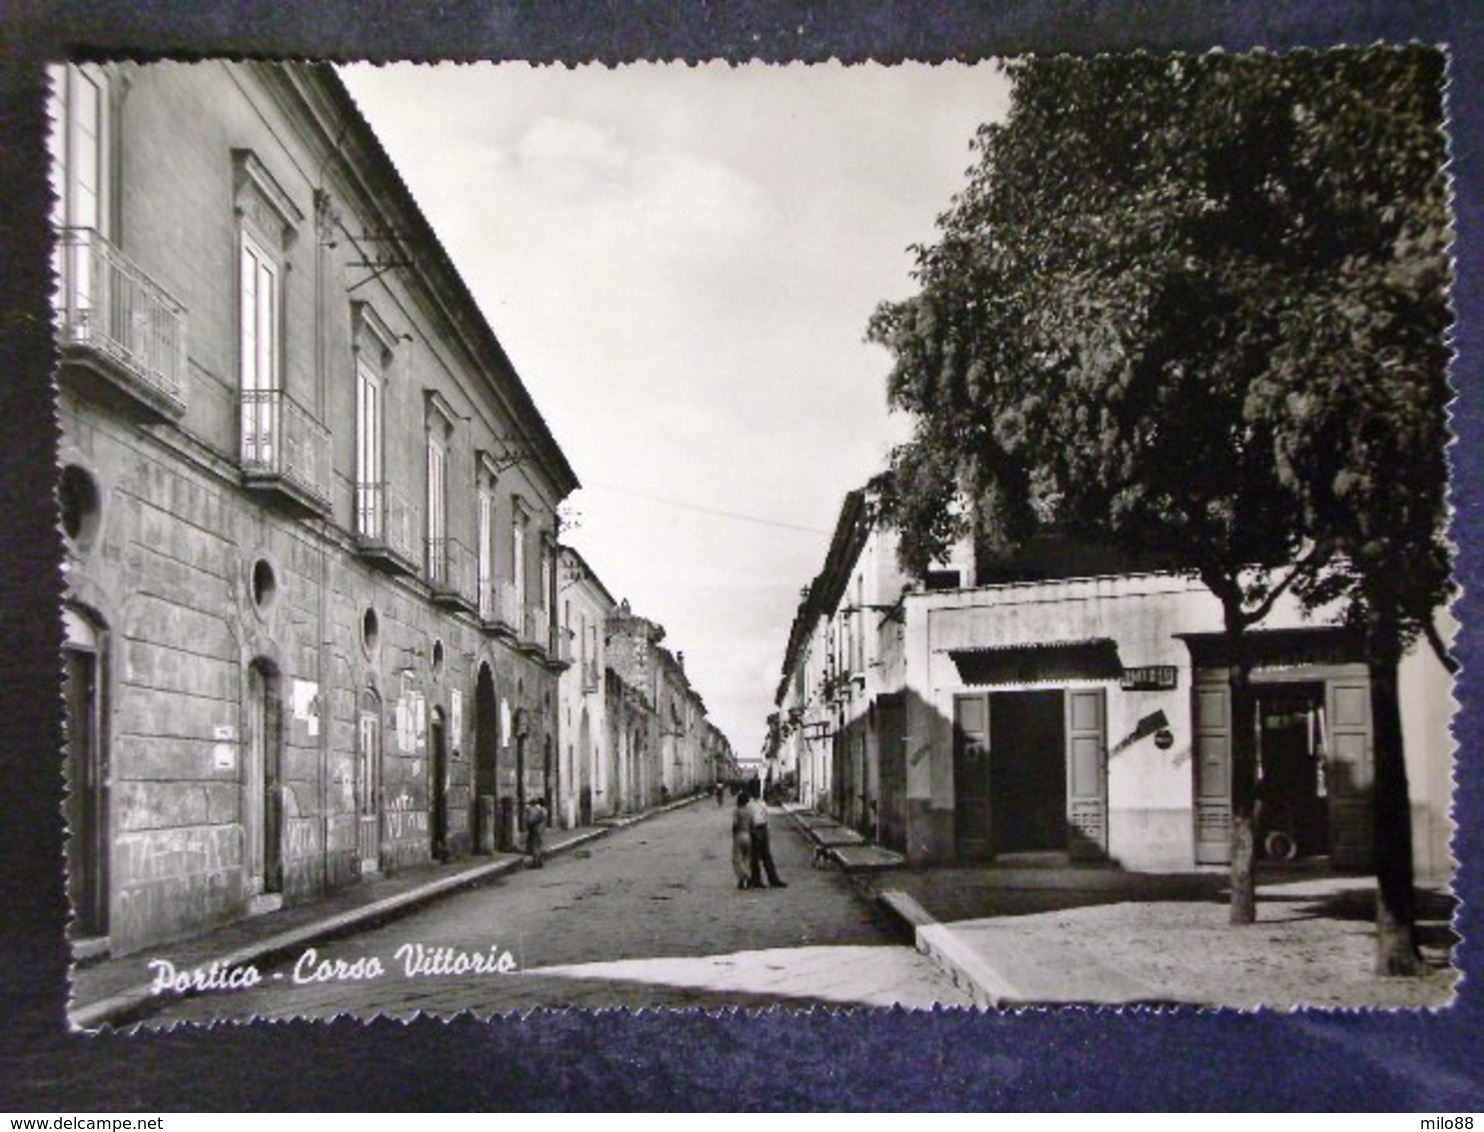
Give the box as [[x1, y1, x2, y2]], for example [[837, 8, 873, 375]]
[[781, 804, 905, 873], [69, 792, 707, 1030], [782, 805, 1460, 1010]]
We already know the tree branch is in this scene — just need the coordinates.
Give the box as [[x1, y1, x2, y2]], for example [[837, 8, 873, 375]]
[[1240, 540, 1333, 628]]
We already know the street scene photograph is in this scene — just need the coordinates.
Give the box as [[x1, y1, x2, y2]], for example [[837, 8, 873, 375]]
[[51, 49, 1459, 1029]]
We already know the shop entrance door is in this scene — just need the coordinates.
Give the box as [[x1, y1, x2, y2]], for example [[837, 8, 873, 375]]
[[954, 688, 1106, 860], [988, 690, 1067, 853], [1256, 683, 1329, 860]]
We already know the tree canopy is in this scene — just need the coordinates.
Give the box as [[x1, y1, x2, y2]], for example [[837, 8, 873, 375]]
[[870, 48, 1452, 636], [869, 48, 1454, 944]]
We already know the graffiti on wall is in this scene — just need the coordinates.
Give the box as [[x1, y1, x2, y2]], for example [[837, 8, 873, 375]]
[[385, 792, 427, 840], [116, 825, 242, 885]]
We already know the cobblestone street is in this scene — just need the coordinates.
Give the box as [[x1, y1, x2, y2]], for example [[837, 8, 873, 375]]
[[142, 801, 971, 1024]]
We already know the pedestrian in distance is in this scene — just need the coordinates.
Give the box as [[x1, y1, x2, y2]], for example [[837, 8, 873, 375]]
[[747, 784, 787, 890], [524, 796, 548, 868], [731, 791, 754, 889], [715, 781, 726, 808]]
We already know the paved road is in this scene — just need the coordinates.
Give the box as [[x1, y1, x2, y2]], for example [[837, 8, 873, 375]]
[[144, 802, 971, 1023]]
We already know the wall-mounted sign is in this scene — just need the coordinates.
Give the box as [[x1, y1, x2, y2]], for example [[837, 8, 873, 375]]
[[1154, 728, 1175, 750], [1120, 665, 1178, 691]]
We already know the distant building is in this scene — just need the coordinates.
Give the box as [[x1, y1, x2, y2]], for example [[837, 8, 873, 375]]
[[604, 601, 718, 809], [774, 488, 1455, 878], [554, 546, 614, 826], [53, 60, 580, 957], [774, 488, 912, 840]]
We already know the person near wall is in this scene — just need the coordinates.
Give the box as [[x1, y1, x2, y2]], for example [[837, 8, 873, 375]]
[[524, 796, 548, 868], [731, 791, 754, 890], [747, 784, 787, 890]]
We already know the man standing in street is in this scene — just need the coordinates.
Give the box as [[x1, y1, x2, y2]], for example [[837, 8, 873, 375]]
[[524, 796, 548, 868], [748, 784, 787, 890]]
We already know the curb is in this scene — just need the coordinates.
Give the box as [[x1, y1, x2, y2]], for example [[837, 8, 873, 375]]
[[872, 888, 1016, 1009], [913, 922, 1018, 1008], [70, 819, 623, 1030]]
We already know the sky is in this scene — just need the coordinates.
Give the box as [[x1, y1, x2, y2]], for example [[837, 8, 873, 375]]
[[338, 62, 1014, 761]]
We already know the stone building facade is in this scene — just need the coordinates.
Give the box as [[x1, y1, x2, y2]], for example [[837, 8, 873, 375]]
[[603, 601, 720, 811], [53, 60, 578, 957], [554, 546, 614, 827]]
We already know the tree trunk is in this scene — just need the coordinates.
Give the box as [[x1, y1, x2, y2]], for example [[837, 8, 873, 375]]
[[1369, 616, 1424, 976], [1228, 630, 1259, 926]]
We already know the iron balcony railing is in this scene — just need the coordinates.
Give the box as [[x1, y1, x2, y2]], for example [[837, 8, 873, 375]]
[[582, 658, 601, 693], [240, 388, 331, 510], [523, 604, 549, 653], [56, 227, 187, 416], [548, 625, 574, 667], [355, 481, 418, 566], [427, 536, 477, 609], [493, 581, 522, 635]]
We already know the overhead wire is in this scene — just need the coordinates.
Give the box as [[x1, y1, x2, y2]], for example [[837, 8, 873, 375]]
[[580, 482, 832, 536]]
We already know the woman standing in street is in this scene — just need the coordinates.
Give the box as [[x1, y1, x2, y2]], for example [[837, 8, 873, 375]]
[[731, 791, 753, 889]]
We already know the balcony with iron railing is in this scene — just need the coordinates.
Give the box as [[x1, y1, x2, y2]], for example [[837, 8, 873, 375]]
[[546, 624, 574, 671], [355, 481, 418, 575], [55, 227, 188, 421], [581, 657, 601, 694], [427, 536, 478, 613], [478, 573, 496, 622], [520, 604, 549, 658], [240, 389, 332, 515], [484, 580, 521, 638]]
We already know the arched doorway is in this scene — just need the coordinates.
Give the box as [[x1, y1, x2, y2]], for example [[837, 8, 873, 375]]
[[430, 706, 449, 861], [356, 687, 382, 876], [64, 606, 108, 939], [475, 663, 499, 853], [246, 659, 284, 900]]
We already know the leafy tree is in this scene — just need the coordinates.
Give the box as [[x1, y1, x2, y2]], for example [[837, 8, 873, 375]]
[[1254, 48, 1453, 972], [869, 49, 1452, 951]]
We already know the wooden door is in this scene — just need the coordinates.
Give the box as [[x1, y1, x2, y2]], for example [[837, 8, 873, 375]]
[[356, 701, 380, 874], [1192, 669, 1233, 865], [64, 612, 108, 937], [1065, 689, 1107, 859], [953, 694, 992, 860], [431, 712, 448, 860], [247, 662, 283, 895], [877, 694, 907, 852], [1327, 677, 1374, 868]]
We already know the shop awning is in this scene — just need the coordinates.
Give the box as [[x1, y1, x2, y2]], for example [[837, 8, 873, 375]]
[[948, 638, 1123, 686], [1175, 627, 1366, 669]]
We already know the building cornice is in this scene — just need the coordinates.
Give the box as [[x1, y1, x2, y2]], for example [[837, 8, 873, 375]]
[[258, 62, 581, 500]]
